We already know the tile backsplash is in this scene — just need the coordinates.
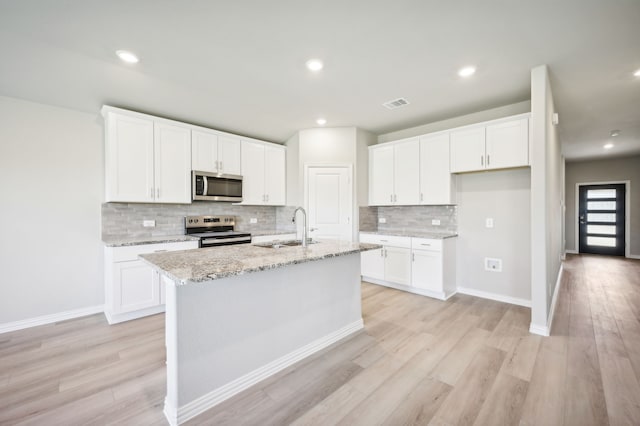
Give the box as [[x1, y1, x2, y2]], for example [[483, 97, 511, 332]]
[[359, 205, 457, 234], [102, 203, 296, 240]]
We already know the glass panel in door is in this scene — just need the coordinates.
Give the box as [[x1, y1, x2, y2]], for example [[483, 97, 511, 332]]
[[578, 183, 625, 256]]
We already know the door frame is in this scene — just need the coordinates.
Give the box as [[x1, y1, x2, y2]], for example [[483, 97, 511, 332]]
[[303, 163, 354, 241], [574, 180, 631, 257]]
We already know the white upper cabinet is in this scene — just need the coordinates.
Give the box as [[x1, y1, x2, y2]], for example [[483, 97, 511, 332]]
[[217, 135, 242, 175], [105, 112, 155, 203], [485, 118, 529, 170], [369, 144, 394, 205], [104, 110, 191, 204], [419, 133, 455, 204], [369, 138, 419, 206], [450, 114, 530, 173], [241, 140, 286, 205], [450, 126, 486, 173], [154, 122, 192, 203], [191, 130, 241, 175], [264, 144, 286, 205]]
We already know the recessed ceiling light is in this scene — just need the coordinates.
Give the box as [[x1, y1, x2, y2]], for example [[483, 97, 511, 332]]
[[458, 66, 476, 77], [116, 50, 139, 64], [306, 59, 323, 72], [610, 130, 621, 137], [634, 68, 640, 77], [316, 118, 327, 126], [604, 143, 614, 149]]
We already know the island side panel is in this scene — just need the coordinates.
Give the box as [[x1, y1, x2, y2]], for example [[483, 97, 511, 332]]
[[173, 252, 362, 416]]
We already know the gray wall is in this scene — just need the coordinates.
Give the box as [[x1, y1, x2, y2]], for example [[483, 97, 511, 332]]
[[456, 169, 531, 301], [530, 65, 564, 330], [378, 100, 531, 143], [0, 96, 104, 324], [565, 155, 640, 256]]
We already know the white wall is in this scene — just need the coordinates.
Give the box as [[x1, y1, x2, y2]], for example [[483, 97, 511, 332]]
[[456, 169, 531, 302], [565, 155, 640, 256], [0, 96, 104, 324], [530, 65, 564, 333], [378, 101, 531, 143]]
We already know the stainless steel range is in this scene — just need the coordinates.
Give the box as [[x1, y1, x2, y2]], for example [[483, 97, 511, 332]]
[[185, 215, 251, 248]]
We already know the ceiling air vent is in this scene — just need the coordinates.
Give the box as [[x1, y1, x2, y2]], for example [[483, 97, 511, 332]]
[[382, 97, 410, 110]]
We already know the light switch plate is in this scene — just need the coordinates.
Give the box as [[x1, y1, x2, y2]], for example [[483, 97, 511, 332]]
[[379, 217, 387, 224], [485, 218, 494, 228], [143, 220, 156, 227], [250, 218, 258, 224], [431, 219, 441, 226]]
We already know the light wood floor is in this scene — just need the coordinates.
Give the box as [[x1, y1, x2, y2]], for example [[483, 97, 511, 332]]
[[1, 254, 640, 425]]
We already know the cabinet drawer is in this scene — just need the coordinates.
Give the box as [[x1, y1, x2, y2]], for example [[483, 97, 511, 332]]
[[360, 233, 411, 248], [111, 240, 199, 262], [411, 238, 442, 252]]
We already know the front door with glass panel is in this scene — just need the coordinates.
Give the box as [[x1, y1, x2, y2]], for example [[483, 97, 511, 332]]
[[578, 184, 626, 256]]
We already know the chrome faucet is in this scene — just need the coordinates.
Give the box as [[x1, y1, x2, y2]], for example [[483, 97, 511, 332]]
[[291, 207, 309, 247]]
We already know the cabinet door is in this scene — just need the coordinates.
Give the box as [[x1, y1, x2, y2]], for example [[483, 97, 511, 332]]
[[411, 249, 443, 292], [218, 135, 242, 175], [384, 246, 411, 285], [240, 141, 266, 204], [191, 129, 218, 173], [105, 112, 155, 202], [420, 133, 453, 204], [485, 118, 529, 170], [113, 260, 160, 313], [361, 248, 385, 280], [369, 145, 394, 205], [154, 122, 192, 203], [393, 138, 420, 205], [264, 145, 286, 205], [450, 126, 486, 173]]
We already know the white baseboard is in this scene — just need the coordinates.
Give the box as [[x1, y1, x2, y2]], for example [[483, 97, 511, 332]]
[[165, 318, 364, 426], [565, 249, 579, 254], [627, 254, 640, 260], [456, 287, 531, 308], [104, 305, 165, 324], [529, 263, 564, 337], [0, 305, 104, 334], [362, 277, 454, 301]]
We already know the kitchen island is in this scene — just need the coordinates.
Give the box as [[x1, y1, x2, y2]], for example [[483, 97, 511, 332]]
[[140, 239, 379, 426]]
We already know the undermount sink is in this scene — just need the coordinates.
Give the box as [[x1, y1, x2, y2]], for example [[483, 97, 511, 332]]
[[254, 239, 318, 248]]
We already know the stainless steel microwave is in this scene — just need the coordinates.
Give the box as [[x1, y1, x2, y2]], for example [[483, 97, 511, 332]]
[[192, 171, 243, 202]]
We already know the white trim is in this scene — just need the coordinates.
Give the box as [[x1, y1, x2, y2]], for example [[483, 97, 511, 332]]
[[363, 277, 455, 301], [104, 305, 165, 325], [164, 318, 364, 426], [627, 254, 640, 260], [574, 180, 631, 257], [565, 249, 579, 254], [456, 286, 531, 308], [0, 305, 104, 334], [529, 263, 564, 336]]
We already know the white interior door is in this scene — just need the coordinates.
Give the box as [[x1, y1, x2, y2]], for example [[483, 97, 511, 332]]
[[307, 166, 353, 241]]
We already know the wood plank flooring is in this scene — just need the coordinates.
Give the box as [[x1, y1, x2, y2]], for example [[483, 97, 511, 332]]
[[1, 254, 639, 425]]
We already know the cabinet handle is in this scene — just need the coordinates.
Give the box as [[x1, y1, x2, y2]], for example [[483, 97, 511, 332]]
[[487, 154, 490, 166], [266, 194, 269, 202], [380, 249, 384, 257], [150, 187, 154, 199], [154, 249, 167, 253], [380, 239, 388, 242], [420, 193, 424, 202], [421, 243, 431, 246], [394, 194, 397, 202], [157, 188, 160, 198], [481, 155, 484, 166], [220, 161, 223, 171], [412, 253, 415, 262], [390, 194, 393, 203]]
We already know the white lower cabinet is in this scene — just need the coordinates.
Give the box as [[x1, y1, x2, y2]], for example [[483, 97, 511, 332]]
[[360, 233, 456, 300], [104, 240, 198, 324]]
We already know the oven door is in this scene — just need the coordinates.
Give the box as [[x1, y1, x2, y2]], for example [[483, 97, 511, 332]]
[[193, 171, 243, 202]]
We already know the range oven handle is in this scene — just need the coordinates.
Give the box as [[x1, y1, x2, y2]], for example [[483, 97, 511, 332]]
[[201, 237, 251, 245], [202, 175, 209, 196]]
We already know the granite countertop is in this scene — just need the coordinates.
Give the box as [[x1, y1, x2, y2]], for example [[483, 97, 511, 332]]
[[103, 234, 200, 247], [360, 230, 458, 239], [249, 230, 297, 237], [140, 240, 380, 285]]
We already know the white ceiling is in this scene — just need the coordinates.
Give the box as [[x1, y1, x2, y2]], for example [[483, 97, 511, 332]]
[[0, 1, 639, 160]]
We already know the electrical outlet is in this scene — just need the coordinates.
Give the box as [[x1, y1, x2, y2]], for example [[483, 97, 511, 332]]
[[485, 258, 502, 272], [250, 218, 258, 224], [485, 218, 494, 228], [431, 219, 441, 226], [378, 217, 386, 224], [143, 220, 156, 228]]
